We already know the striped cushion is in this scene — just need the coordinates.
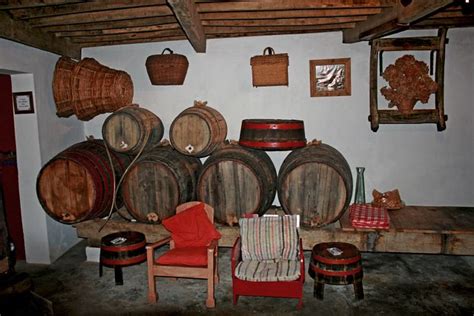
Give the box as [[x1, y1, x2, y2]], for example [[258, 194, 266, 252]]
[[239, 215, 299, 261], [235, 259, 301, 282]]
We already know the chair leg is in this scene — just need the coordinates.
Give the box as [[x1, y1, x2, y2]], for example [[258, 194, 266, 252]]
[[297, 297, 303, 310], [233, 294, 239, 305], [147, 274, 157, 303], [206, 275, 215, 308], [315, 282, 324, 300], [354, 280, 364, 300]]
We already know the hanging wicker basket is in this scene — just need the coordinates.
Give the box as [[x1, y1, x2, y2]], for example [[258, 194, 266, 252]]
[[145, 48, 189, 85], [250, 47, 289, 87]]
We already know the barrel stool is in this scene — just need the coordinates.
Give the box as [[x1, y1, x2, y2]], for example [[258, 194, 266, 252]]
[[308, 242, 364, 300], [99, 231, 146, 285]]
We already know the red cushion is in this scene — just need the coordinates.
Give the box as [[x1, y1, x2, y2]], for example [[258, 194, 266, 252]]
[[162, 203, 221, 248], [156, 247, 208, 266]]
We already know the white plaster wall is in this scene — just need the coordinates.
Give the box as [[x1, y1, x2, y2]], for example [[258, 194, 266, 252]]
[[83, 28, 474, 207], [1, 39, 83, 263]]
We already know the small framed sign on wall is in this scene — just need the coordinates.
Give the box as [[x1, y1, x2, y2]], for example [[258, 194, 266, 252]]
[[310, 58, 351, 97], [13, 91, 35, 114]]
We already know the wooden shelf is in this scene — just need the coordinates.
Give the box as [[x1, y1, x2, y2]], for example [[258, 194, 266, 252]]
[[75, 206, 474, 256]]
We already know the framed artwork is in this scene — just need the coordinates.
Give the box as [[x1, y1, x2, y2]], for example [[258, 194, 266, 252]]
[[13, 91, 35, 114], [310, 58, 351, 97]]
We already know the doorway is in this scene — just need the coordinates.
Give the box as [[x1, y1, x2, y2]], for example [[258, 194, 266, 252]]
[[0, 74, 26, 260]]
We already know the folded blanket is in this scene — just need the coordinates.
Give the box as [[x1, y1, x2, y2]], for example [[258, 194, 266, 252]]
[[349, 204, 390, 229]]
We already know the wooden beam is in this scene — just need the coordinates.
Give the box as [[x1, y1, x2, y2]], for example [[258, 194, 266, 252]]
[[0, 0, 82, 10], [397, 0, 454, 24], [77, 24, 356, 47], [0, 10, 80, 58], [28, 5, 172, 26], [54, 23, 181, 37], [201, 16, 367, 27], [167, 0, 206, 53], [412, 17, 474, 28], [343, 0, 454, 43], [199, 8, 382, 20], [9, 0, 167, 19], [195, 0, 383, 12], [39, 16, 177, 32]]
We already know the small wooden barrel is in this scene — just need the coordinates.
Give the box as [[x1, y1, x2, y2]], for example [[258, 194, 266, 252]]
[[71, 58, 134, 121], [197, 143, 277, 225], [36, 140, 131, 224], [170, 101, 227, 157], [309, 242, 364, 300], [52, 56, 77, 117], [100, 231, 146, 267], [277, 142, 352, 227], [120, 145, 201, 223], [102, 106, 164, 155], [239, 119, 306, 150]]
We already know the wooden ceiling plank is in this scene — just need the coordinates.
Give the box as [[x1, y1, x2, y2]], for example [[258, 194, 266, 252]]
[[0, 10, 80, 58], [397, 0, 455, 24], [54, 23, 181, 37], [0, 0, 82, 10], [201, 16, 367, 27], [199, 8, 382, 20], [28, 5, 173, 27], [343, 0, 455, 43], [70, 29, 185, 43], [167, 0, 206, 53], [9, 0, 167, 19], [78, 25, 357, 47], [39, 16, 177, 32], [195, 0, 383, 12]]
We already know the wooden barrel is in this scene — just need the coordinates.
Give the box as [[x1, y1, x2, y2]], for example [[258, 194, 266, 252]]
[[71, 58, 134, 121], [277, 142, 352, 227], [197, 143, 277, 225], [100, 231, 146, 267], [239, 119, 306, 150], [36, 140, 131, 224], [120, 145, 201, 223], [102, 106, 164, 155], [52, 56, 77, 118], [309, 242, 364, 300], [170, 101, 227, 157]]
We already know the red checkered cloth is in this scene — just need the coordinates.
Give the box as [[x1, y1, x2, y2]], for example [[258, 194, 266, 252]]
[[349, 204, 390, 229]]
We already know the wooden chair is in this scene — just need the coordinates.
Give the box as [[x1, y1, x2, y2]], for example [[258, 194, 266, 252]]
[[146, 201, 220, 308], [231, 215, 305, 309]]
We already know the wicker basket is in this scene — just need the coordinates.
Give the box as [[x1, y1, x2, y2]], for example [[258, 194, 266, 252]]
[[250, 47, 289, 87], [145, 48, 189, 85]]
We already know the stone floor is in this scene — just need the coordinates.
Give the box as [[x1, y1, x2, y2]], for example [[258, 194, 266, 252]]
[[6, 240, 474, 315]]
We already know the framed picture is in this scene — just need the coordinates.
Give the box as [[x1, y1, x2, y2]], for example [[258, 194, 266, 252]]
[[310, 58, 351, 97], [13, 91, 35, 114]]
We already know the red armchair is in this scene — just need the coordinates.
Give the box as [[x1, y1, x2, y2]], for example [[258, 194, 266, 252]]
[[146, 201, 221, 308], [231, 215, 305, 309]]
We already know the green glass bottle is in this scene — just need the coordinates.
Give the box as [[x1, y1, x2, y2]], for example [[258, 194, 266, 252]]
[[354, 167, 366, 204]]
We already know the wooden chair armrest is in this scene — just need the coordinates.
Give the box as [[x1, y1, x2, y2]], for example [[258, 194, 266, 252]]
[[231, 237, 241, 271], [207, 239, 218, 252], [146, 236, 172, 250], [298, 238, 305, 282]]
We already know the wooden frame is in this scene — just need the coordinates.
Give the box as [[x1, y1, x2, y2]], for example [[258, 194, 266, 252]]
[[310, 58, 351, 97], [368, 28, 448, 132], [12, 91, 34, 114]]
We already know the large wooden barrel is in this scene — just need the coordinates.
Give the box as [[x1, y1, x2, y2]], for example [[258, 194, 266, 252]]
[[239, 119, 306, 150], [36, 140, 131, 224], [170, 101, 227, 157], [71, 58, 134, 121], [102, 106, 164, 155], [120, 145, 201, 223], [52, 56, 77, 118], [277, 142, 352, 227], [197, 143, 277, 225]]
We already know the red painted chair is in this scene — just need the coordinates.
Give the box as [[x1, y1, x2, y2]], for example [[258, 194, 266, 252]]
[[146, 201, 221, 308], [231, 215, 305, 309]]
